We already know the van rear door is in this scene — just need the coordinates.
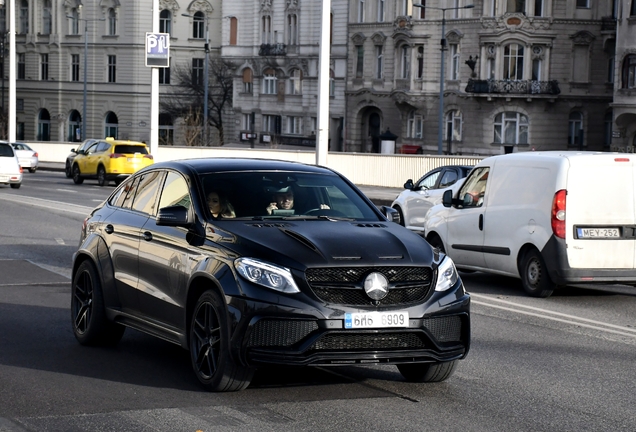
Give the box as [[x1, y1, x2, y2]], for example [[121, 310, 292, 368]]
[[566, 154, 636, 270]]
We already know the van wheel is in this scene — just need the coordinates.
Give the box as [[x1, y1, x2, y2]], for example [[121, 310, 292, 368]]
[[427, 234, 446, 254], [189, 290, 254, 392], [10, 183, 21, 189], [392, 206, 405, 226], [97, 166, 107, 186], [520, 249, 554, 298], [72, 165, 84, 184], [397, 360, 457, 382]]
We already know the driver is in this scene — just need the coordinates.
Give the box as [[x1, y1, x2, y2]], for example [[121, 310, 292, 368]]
[[266, 187, 295, 215]]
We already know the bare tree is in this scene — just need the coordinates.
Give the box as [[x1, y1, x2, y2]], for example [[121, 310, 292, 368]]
[[161, 58, 234, 146]]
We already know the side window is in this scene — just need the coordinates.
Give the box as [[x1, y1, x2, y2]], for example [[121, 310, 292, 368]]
[[439, 170, 459, 188], [96, 142, 110, 153], [85, 142, 99, 154], [417, 171, 440, 190], [158, 171, 191, 210], [457, 167, 490, 208], [131, 171, 164, 215], [111, 176, 140, 209]]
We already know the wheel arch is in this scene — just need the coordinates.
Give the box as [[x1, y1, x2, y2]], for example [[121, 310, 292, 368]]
[[516, 242, 541, 277]]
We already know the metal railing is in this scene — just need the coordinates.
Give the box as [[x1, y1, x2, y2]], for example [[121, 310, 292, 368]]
[[259, 43, 287, 56], [465, 79, 561, 95]]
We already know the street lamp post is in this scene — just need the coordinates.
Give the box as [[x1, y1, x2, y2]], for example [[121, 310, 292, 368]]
[[413, 3, 473, 155], [67, 9, 104, 141], [182, 13, 209, 146]]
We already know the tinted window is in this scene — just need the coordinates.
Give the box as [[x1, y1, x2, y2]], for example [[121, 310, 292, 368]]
[[114, 145, 148, 155], [0, 144, 14, 157], [417, 171, 440, 189], [131, 171, 164, 215], [439, 170, 459, 188], [158, 172, 191, 210], [111, 176, 140, 209], [96, 142, 111, 152], [85, 143, 99, 154]]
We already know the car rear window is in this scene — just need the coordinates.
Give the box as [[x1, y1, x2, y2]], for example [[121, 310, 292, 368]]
[[0, 144, 14, 157], [114, 145, 148, 155]]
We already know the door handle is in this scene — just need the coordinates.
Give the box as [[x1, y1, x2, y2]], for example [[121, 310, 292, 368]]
[[104, 224, 114, 234], [143, 231, 153, 242], [479, 214, 483, 231]]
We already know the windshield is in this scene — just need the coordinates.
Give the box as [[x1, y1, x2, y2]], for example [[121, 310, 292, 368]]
[[200, 171, 380, 221]]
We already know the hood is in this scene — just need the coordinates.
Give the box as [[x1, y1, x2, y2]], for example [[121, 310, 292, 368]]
[[214, 220, 434, 270]]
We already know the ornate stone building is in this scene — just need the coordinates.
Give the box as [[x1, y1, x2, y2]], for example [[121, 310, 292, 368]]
[[613, 0, 636, 151]]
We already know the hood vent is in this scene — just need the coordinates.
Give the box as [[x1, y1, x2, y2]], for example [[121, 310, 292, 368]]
[[280, 228, 321, 254], [248, 222, 293, 228], [354, 223, 387, 228]]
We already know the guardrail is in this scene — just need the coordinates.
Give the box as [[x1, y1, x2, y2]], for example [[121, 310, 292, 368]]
[[26, 141, 484, 188]]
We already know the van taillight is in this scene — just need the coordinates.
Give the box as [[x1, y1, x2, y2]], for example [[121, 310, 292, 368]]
[[551, 190, 567, 239]]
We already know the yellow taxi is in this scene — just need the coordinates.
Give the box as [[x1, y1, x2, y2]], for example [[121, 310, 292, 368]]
[[71, 138, 154, 186]]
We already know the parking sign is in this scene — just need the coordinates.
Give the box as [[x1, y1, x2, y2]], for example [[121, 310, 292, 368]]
[[145, 33, 170, 67]]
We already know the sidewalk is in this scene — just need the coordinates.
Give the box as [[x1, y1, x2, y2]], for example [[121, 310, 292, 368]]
[[37, 162, 402, 207]]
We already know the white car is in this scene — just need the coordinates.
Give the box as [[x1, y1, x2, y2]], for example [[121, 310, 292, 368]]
[[391, 165, 472, 232], [0, 142, 23, 189], [10, 142, 39, 173]]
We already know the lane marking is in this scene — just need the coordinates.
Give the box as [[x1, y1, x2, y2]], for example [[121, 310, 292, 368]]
[[55, 238, 65, 245], [56, 188, 77, 193], [0, 193, 92, 215]]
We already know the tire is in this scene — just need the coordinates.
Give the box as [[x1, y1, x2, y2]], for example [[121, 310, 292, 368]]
[[28, 167, 37, 173], [427, 233, 446, 254], [65, 161, 72, 178], [397, 360, 457, 382], [72, 165, 84, 184], [190, 290, 254, 392], [10, 183, 20, 189], [519, 249, 555, 298], [97, 166, 107, 187], [71, 260, 125, 346], [393, 206, 405, 226]]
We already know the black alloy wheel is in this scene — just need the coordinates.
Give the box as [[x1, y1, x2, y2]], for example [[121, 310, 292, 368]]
[[397, 360, 457, 382], [519, 249, 555, 298], [65, 161, 72, 178], [97, 166, 107, 187], [71, 260, 125, 345], [72, 165, 84, 184], [189, 290, 254, 392], [28, 167, 37, 173]]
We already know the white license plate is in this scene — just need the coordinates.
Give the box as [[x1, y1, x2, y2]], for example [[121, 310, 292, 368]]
[[344, 311, 409, 329], [577, 228, 620, 238], [0, 176, 8, 182]]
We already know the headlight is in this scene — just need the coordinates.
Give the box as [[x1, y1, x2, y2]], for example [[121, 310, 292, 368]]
[[234, 258, 300, 294], [434, 256, 459, 292]]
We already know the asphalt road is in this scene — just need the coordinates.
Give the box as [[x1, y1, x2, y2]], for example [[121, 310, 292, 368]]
[[0, 172, 635, 432]]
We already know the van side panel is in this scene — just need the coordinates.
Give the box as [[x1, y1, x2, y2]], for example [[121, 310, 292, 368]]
[[565, 156, 635, 269], [483, 163, 558, 276]]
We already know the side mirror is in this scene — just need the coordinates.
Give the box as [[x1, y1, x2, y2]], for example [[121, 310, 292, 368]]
[[403, 179, 414, 190], [442, 190, 453, 207], [381, 206, 400, 223], [157, 205, 191, 227], [71, 148, 77, 153]]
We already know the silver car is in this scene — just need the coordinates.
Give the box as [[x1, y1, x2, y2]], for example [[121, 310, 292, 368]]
[[0, 142, 23, 189], [10, 142, 39, 173]]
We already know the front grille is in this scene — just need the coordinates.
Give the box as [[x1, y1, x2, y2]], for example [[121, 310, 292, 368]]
[[247, 319, 318, 347], [306, 267, 434, 306], [311, 332, 426, 351], [423, 316, 462, 342]]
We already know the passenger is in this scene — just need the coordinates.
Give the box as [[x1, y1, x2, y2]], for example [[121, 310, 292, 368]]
[[207, 191, 235, 218]]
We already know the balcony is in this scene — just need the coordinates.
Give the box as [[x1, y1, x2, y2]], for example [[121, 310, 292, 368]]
[[259, 43, 287, 56], [465, 79, 561, 96]]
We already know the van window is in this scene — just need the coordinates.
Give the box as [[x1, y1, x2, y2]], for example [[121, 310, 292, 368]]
[[458, 167, 489, 208]]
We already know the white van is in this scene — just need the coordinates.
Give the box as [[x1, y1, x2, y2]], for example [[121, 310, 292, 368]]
[[423, 151, 636, 298]]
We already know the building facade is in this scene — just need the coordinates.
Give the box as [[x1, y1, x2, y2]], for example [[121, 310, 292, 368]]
[[345, 0, 619, 155], [613, 0, 636, 151]]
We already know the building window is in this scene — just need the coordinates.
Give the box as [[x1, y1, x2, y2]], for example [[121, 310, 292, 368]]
[[490, 0, 497, 16], [576, 0, 589, 8], [607, 55, 615, 84], [192, 58, 204, 86], [159, 65, 170, 84], [452, 0, 460, 18], [417, 0, 426, 19], [375, 45, 383, 79], [40, 54, 48, 80], [68, 110, 81, 141], [572, 45, 589, 82], [568, 112, 584, 147], [358, 0, 365, 22], [262, 68, 277, 94], [400, 45, 411, 79], [193, 12, 205, 39], [242, 68, 253, 93], [377, 0, 385, 22], [285, 116, 303, 135], [108, 9, 117, 35], [507, 0, 525, 13], [160, 10, 171, 34], [356, 45, 364, 78], [450, 44, 459, 80], [19, 0, 28, 34], [398, 0, 408, 16], [494, 112, 528, 145], [534, 0, 543, 16], [631, 0, 636, 15], [108, 55, 116, 83], [105, 112, 119, 138], [229, 17, 238, 45], [42, 0, 52, 35], [604, 112, 613, 148], [262, 15, 272, 43], [159, 113, 174, 146], [446, 110, 463, 142], [622, 54, 636, 88], [70, 8, 79, 35], [262, 114, 278, 133], [242, 113, 253, 130], [288, 69, 302, 95], [38, 109, 51, 141], [17, 53, 25, 79], [0, 8, 5, 33], [330, 69, 335, 96], [407, 111, 423, 139], [71, 54, 80, 82], [287, 14, 298, 45], [532, 58, 542, 81], [416, 46, 424, 79], [503, 43, 524, 80]]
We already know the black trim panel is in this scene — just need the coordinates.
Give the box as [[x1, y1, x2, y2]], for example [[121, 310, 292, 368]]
[[452, 244, 510, 255]]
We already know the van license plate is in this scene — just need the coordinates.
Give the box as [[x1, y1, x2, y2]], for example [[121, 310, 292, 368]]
[[344, 311, 409, 329], [0, 176, 8, 182], [577, 228, 620, 238]]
